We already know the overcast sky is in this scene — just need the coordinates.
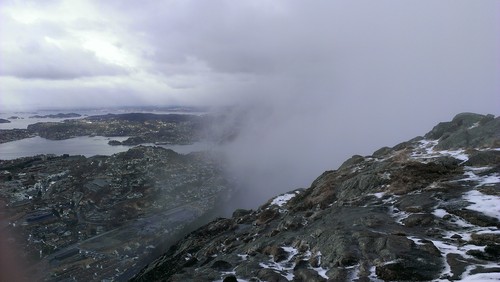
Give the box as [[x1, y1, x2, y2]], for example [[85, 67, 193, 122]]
[[1, 0, 498, 112], [1, 0, 499, 205]]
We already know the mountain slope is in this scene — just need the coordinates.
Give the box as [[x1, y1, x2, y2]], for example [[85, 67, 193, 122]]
[[132, 113, 500, 281]]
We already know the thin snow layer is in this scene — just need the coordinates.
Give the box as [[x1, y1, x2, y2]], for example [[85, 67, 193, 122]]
[[396, 167, 500, 280], [258, 248, 330, 281], [310, 251, 329, 279], [460, 170, 500, 187], [429, 238, 486, 279], [461, 269, 500, 281], [407, 236, 426, 246], [477, 174, 500, 186], [464, 166, 492, 172], [270, 191, 300, 207], [434, 208, 476, 229], [391, 207, 411, 225], [372, 192, 385, 199], [420, 140, 439, 154], [476, 229, 500, 235], [237, 254, 248, 261], [463, 190, 500, 219], [410, 140, 438, 160], [433, 270, 500, 282], [347, 264, 360, 281], [429, 170, 500, 279], [468, 122, 480, 129], [433, 205, 496, 240], [410, 139, 470, 162], [259, 246, 298, 281], [368, 266, 385, 282], [409, 233, 496, 280], [433, 209, 448, 218], [439, 149, 469, 162], [383, 195, 411, 225], [457, 169, 500, 219], [313, 266, 329, 279], [426, 204, 499, 280]]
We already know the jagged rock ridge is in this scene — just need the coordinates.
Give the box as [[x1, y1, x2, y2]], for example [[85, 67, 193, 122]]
[[132, 113, 500, 282]]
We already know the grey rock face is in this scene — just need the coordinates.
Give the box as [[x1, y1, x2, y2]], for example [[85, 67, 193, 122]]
[[425, 113, 500, 149], [132, 113, 500, 281]]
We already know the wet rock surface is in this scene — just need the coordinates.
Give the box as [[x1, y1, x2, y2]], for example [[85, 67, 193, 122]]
[[132, 113, 500, 281]]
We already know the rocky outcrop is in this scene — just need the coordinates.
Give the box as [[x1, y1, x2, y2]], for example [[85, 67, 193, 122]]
[[425, 112, 500, 149], [132, 113, 500, 281]]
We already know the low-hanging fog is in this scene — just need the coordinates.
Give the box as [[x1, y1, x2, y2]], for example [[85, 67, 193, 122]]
[[1, 1, 499, 208], [206, 1, 500, 208]]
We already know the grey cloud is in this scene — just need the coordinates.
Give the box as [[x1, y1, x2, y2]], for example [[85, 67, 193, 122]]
[[0, 13, 128, 80], [1, 47, 128, 80], [7, 86, 164, 110]]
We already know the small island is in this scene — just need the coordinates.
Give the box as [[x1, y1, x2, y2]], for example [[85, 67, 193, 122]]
[[108, 140, 123, 146], [0, 118, 11, 123]]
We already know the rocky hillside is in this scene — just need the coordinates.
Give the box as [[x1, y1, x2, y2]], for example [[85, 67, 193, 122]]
[[132, 113, 500, 282]]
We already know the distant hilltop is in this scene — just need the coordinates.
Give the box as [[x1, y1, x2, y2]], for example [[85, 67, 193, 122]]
[[29, 113, 82, 119], [132, 112, 500, 282]]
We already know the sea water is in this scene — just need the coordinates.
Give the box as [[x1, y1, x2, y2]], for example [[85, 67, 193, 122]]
[[0, 136, 213, 160], [0, 109, 211, 159]]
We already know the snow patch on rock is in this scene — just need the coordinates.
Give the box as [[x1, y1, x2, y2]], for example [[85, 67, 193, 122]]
[[410, 139, 471, 163], [463, 190, 500, 219], [270, 191, 300, 207]]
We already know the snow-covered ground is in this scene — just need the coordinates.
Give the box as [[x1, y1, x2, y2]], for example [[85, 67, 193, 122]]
[[258, 246, 298, 280]]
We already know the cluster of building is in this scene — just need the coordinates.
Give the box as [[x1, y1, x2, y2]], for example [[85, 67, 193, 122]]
[[26, 113, 204, 145], [0, 146, 229, 280]]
